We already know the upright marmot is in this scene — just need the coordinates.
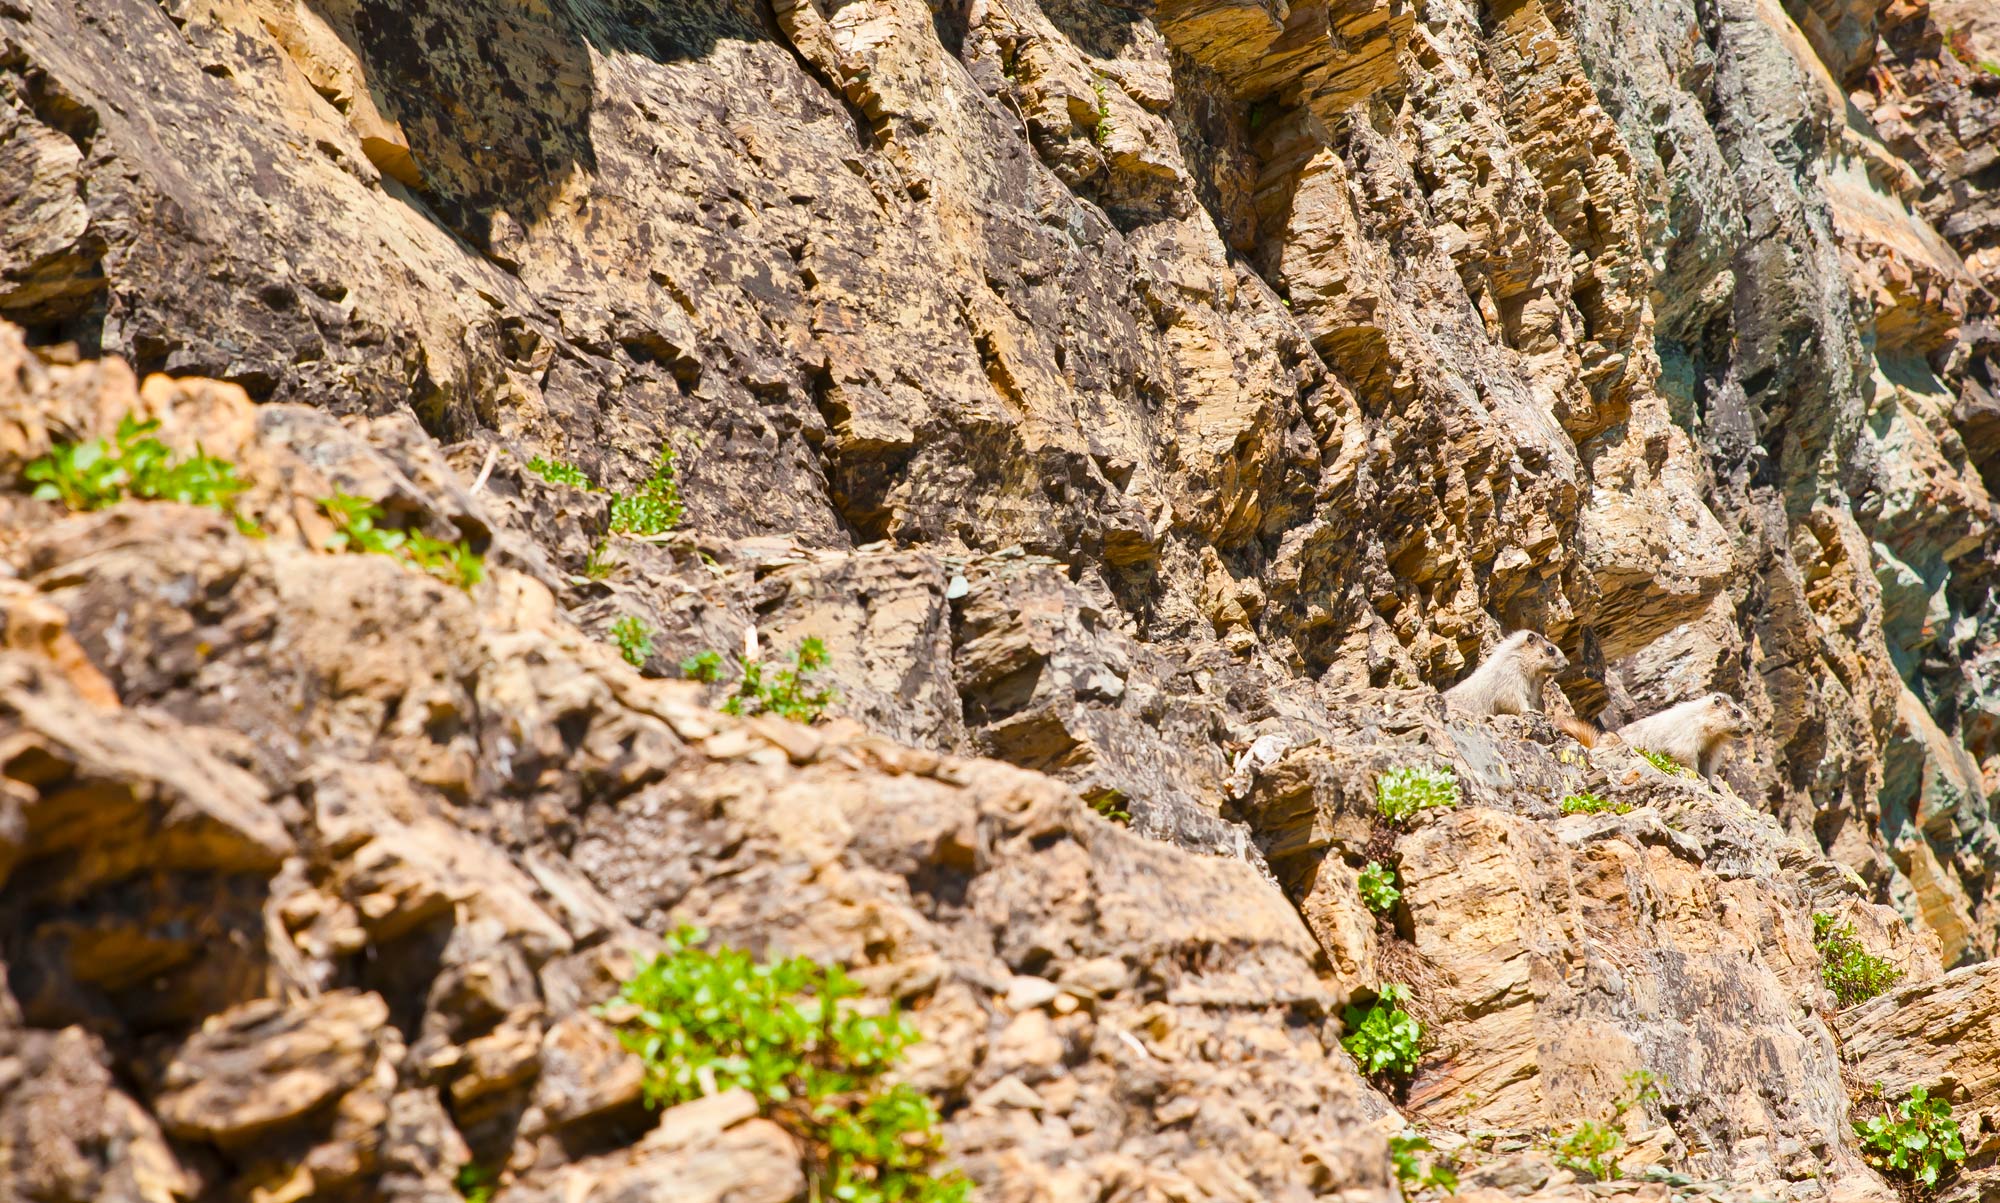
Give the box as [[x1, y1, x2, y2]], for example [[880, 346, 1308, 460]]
[[1614, 692, 1753, 780], [1442, 631, 1569, 717]]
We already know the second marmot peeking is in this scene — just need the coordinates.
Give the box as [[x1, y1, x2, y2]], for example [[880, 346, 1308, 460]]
[[1614, 692, 1754, 780], [1559, 692, 1753, 781], [1443, 631, 1568, 716]]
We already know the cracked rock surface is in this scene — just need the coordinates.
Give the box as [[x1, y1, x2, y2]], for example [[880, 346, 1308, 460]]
[[2, 0, 2000, 1196]]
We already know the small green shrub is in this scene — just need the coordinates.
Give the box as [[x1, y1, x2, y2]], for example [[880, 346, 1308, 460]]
[[26, 414, 250, 516], [1637, 749, 1689, 776], [1560, 792, 1630, 816], [1358, 862, 1402, 913], [680, 649, 726, 682], [319, 494, 484, 590], [453, 1163, 497, 1203], [608, 443, 685, 535], [680, 640, 836, 723], [601, 927, 968, 1203], [1342, 983, 1422, 1078], [1550, 1119, 1623, 1181], [611, 615, 654, 668], [1085, 788, 1131, 825], [1813, 913, 1902, 1007], [1546, 1070, 1664, 1182], [1091, 77, 1113, 145], [526, 455, 598, 491], [722, 637, 835, 722], [1855, 1084, 1965, 1189], [1389, 1131, 1459, 1198], [1620, 1069, 1663, 1112], [583, 537, 618, 580], [1376, 765, 1459, 824]]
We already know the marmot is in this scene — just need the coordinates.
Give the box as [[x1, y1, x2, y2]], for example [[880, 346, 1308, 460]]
[[1442, 631, 1569, 717], [1612, 692, 1754, 780], [1554, 715, 1611, 748]]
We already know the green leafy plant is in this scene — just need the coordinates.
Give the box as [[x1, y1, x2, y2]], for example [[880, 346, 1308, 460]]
[[1358, 862, 1402, 913], [1550, 1119, 1623, 1181], [1091, 77, 1114, 145], [1389, 1131, 1459, 1198], [680, 649, 726, 683], [611, 615, 654, 668], [609, 443, 685, 536], [601, 927, 969, 1203], [319, 494, 484, 590], [678, 641, 834, 722], [1855, 1084, 1965, 1189], [1342, 983, 1422, 1078], [583, 537, 618, 580], [720, 637, 835, 723], [26, 414, 251, 516], [1637, 749, 1689, 776], [1560, 792, 1630, 816], [1376, 765, 1459, 824], [526, 455, 599, 491], [1547, 1070, 1664, 1182], [1813, 913, 1903, 1007], [1085, 788, 1131, 825], [453, 1163, 497, 1203]]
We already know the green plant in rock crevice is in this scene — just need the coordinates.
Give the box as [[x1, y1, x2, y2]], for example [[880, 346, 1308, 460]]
[[1376, 765, 1459, 824], [26, 414, 255, 532], [1546, 1070, 1665, 1182], [525, 441, 685, 551], [1549, 1119, 1623, 1181], [1389, 1131, 1459, 1198], [1342, 983, 1422, 1078], [583, 537, 618, 580], [608, 442, 685, 535], [1358, 861, 1401, 913], [526, 455, 598, 491], [1812, 913, 1902, 1007], [1091, 76, 1114, 146], [679, 640, 837, 723], [600, 927, 968, 1203], [1637, 748, 1690, 777], [1855, 1083, 1965, 1189], [611, 615, 654, 668], [1561, 792, 1630, 816], [319, 493, 484, 590], [453, 1163, 497, 1203], [680, 649, 725, 683], [1085, 788, 1131, 825]]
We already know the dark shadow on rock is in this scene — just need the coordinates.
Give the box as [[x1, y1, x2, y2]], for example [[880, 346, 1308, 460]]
[[1036, 0, 1148, 60], [301, 0, 771, 248]]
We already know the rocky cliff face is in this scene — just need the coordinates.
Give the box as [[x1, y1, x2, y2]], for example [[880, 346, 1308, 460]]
[[3, 0, 2000, 1198]]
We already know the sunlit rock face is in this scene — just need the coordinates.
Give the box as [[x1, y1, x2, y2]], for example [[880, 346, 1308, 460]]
[[0, 0, 1997, 1195]]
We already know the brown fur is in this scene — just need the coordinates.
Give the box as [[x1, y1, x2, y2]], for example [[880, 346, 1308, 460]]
[[1555, 715, 1603, 747], [1442, 631, 1569, 717], [1614, 692, 1755, 780]]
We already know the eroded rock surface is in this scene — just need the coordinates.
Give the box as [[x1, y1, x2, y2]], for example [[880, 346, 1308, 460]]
[[0, 0, 1997, 1194]]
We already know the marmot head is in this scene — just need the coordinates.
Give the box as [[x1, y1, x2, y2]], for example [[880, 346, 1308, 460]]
[[1514, 632, 1569, 677], [1705, 692, 1754, 736]]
